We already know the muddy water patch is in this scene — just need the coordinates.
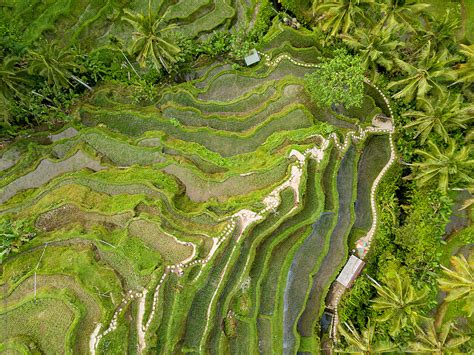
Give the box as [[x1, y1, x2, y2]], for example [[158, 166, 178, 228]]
[[0, 151, 104, 204], [352, 135, 390, 233], [49, 127, 79, 142], [35, 204, 133, 232], [0, 147, 21, 171], [164, 162, 288, 202]]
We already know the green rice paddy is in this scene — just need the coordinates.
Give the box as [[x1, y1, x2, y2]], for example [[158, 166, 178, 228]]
[[0, 6, 396, 354]]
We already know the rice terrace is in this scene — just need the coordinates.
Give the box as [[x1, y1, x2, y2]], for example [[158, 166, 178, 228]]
[[1, 0, 473, 354]]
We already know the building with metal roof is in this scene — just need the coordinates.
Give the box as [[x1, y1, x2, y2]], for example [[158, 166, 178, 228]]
[[336, 255, 365, 288], [244, 49, 260, 66]]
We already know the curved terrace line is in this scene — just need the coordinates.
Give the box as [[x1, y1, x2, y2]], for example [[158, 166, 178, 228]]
[[90, 51, 396, 354]]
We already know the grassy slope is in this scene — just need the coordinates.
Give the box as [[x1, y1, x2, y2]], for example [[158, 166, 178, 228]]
[[0, 18, 394, 353]]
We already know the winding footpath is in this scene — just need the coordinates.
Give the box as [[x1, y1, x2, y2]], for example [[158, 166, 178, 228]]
[[90, 52, 396, 354], [260, 52, 397, 343]]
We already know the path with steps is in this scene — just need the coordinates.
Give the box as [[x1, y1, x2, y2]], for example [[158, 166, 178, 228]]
[[90, 51, 396, 353]]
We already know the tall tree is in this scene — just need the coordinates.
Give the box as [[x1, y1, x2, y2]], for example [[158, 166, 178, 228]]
[[388, 41, 456, 103], [379, 0, 430, 32], [407, 319, 470, 354], [0, 56, 29, 101], [122, 0, 181, 73], [408, 139, 474, 193], [337, 319, 397, 354], [369, 273, 429, 336], [28, 42, 86, 92], [341, 24, 404, 76], [304, 48, 364, 109], [438, 254, 474, 316], [312, 0, 376, 38], [402, 93, 473, 143]]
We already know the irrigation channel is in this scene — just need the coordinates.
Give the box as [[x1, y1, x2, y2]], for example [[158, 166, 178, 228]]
[[89, 52, 395, 354]]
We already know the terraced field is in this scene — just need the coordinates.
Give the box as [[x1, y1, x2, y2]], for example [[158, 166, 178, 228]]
[[0, 22, 396, 354], [1, 0, 261, 49]]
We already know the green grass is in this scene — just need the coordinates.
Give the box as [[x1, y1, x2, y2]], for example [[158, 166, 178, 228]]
[[128, 219, 194, 264], [0, 297, 76, 354], [2, 274, 102, 354]]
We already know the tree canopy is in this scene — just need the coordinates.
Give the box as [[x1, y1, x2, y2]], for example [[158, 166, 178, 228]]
[[304, 49, 364, 109]]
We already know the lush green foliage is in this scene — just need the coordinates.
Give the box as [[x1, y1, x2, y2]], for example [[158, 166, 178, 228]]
[[370, 273, 430, 336], [304, 49, 364, 109], [439, 254, 474, 316], [0, 0, 472, 353], [408, 139, 473, 193], [0, 218, 36, 262], [122, 3, 181, 73]]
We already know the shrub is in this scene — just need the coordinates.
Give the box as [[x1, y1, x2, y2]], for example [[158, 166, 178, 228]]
[[304, 49, 364, 109]]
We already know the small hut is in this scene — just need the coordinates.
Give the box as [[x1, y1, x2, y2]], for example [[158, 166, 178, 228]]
[[244, 49, 260, 66], [336, 255, 365, 288]]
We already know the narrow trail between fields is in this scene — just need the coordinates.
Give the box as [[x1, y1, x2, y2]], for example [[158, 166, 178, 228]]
[[90, 52, 396, 354]]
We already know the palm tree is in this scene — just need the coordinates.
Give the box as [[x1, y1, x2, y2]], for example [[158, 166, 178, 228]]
[[408, 139, 473, 193], [452, 44, 474, 85], [0, 56, 30, 126], [379, 0, 430, 33], [406, 319, 470, 354], [369, 273, 429, 336], [336, 319, 397, 354], [341, 24, 404, 76], [402, 93, 473, 143], [388, 41, 456, 103], [438, 254, 474, 316], [312, 0, 376, 38], [0, 56, 29, 101], [28, 42, 89, 92], [422, 9, 460, 52], [122, 0, 180, 73]]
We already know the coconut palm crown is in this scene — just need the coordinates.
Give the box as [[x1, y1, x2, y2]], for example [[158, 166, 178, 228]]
[[369, 273, 429, 336], [336, 319, 397, 354], [438, 254, 474, 316], [408, 139, 473, 193], [406, 319, 470, 354], [122, 1, 180, 73], [402, 93, 473, 143], [28, 41, 81, 92], [388, 41, 456, 103]]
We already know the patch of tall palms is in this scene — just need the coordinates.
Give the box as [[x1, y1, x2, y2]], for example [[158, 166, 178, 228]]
[[28, 41, 91, 92], [336, 319, 396, 353], [312, 0, 430, 39], [406, 139, 473, 194], [387, 41, 456, 103], [402, 93, 473, 144], [341, 24, 404, 78], [337, 273, 471, 353], [407, 319, 470, 353], [369, 273, 430, 336], [0, 41, 93, 129]]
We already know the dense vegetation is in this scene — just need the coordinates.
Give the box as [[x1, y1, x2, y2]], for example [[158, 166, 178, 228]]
[[0, 0, 472, 354]]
